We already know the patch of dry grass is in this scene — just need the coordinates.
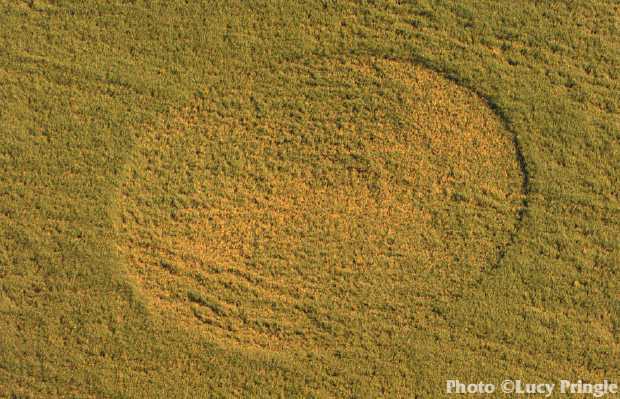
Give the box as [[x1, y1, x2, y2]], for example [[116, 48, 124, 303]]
[[116, 58, 524, 365]]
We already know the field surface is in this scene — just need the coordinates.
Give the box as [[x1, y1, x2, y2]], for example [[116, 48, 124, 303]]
[[0, 0, 618, 397]]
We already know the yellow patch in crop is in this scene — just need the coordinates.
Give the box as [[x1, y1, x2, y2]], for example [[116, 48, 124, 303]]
[[116, 58, 525, 356]]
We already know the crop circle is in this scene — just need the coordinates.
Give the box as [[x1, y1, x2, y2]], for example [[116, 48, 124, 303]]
[[116, 58, 525, 356]]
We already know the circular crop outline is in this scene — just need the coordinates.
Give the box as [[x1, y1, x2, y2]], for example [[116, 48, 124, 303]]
[[112, 56, 530, 355]]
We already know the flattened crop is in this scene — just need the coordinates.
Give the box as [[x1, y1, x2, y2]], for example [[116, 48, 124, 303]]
[[116, 58, 525, 365]]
